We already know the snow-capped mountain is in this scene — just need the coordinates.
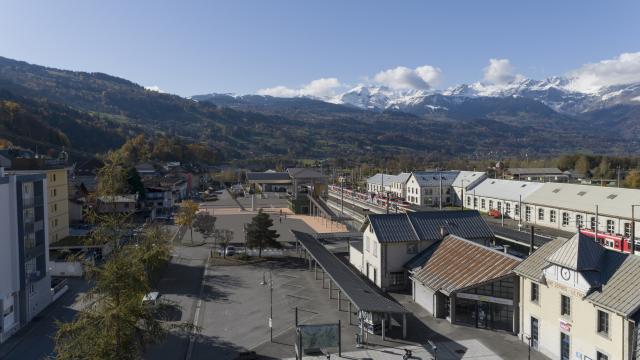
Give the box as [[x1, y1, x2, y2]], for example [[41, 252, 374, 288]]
[[331, 77, 640, 115]]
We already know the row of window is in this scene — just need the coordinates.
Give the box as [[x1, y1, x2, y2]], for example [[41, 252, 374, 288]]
[[465, 196, 633, 236], [531, 282, 609, 336]]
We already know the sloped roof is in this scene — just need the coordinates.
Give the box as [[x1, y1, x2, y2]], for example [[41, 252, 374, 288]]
[[368, 210, 494, 244], [586, 253, 640, 316], [369, 213, 420, 243], [367, 173, 398, 186], [410, 235, 521, 295], [286, 167, 326, 179], [508, 167, 564, 175], [514, 237, 567, 281], [451, 171, 487, 189], [523, 182, 640, 219], [467, 178, 543, 202], [410, 171, 459, 187], [246, 172, 291, 182], [546, 233, 605, 271], [515, 235, 640, 317]]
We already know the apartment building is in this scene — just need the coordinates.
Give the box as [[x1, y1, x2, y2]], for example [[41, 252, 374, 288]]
[[10, 159, 70, 244], [405, 171, 459, 206], [0, 172, 51, 343], [515, 233, 640, 360]]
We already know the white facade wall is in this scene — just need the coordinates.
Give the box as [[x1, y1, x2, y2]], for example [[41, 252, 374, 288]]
[[520, 275, 633, 360], [0, 180, 20, 342], [413, 282, 436, 315]]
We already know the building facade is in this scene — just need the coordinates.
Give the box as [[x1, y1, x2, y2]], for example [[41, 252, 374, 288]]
[[405, 171, 459, 207], [515, 234, 640, 360], [0, 172, 51, 344]]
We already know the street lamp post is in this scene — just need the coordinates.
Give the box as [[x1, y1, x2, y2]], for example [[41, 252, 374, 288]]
[[631, 205, 640, 255], [525, 335, 532, 360], [261, 270, 273, 342]]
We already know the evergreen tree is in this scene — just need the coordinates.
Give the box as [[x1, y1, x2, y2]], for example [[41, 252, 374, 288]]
[[126, 166, 146, 199], [245, 210, 280, 257]]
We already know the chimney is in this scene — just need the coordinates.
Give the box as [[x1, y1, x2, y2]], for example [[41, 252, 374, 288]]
[[503, 244, 510, 254], [440, 225, 449, 239], [529, 225, 535, 255]]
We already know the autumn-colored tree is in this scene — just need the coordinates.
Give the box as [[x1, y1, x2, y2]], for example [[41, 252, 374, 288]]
[[625, 170, 640, 189], [175, 200, 199, 243]]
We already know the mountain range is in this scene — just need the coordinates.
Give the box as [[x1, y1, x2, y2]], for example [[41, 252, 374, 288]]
[[0, 55, 638, 166]]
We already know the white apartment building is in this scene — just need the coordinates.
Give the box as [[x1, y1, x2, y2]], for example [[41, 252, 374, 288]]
[[366, 173, 411, 198], [515, 233, 640, 360], [0, 172, 52, 343], [405, 171, 459, 206]]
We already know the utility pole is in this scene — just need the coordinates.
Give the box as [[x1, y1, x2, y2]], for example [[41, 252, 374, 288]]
[[460, 179, 465, 211], [439, 169, 443, 210], [632, 205, 639, 255], [340, 177, 344, 216]]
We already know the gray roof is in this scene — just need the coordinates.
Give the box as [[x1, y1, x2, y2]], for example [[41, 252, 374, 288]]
[[292, 230, 408, 314], [586, 253, 640, 316], [451, 171, 487, 189], [367, 172, 412, 186], [523, 182, 640, 219], [467, 178, 543, 202], [286, 167, 326, 179], [368, 210, 494, 244], [508, 167, 564, 175], [546, 233, 605, 271], [513, 237, 567, 282], [410, 171, 459, 187], [246, 172, 291, 182], [515, 235, 640, 317]]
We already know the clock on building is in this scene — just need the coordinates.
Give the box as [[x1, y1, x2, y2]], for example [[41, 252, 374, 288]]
[[561, 267, 571, 281]]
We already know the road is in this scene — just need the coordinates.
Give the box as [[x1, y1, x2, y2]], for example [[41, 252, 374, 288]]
[[0, 278, 90, 360]]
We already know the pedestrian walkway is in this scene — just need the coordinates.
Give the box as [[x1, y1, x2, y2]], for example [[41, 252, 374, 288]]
[[282, 338, 514, 359]]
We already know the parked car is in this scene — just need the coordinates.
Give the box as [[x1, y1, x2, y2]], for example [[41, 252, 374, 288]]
[[488, 209, 503, 218], [142, 291, 160, 306], [219, 245, 236, 257]]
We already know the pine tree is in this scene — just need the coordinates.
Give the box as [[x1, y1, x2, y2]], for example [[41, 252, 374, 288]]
[[246, 210, 280, 257]]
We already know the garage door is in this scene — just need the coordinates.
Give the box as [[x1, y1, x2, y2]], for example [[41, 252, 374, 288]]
[[414, 282, 435, 315]]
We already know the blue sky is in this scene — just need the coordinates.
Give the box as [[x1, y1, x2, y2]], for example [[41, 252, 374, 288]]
[[1, 0, 639, 97]]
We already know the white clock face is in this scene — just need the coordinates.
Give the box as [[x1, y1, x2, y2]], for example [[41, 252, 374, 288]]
[[561, 267, 571, 281]]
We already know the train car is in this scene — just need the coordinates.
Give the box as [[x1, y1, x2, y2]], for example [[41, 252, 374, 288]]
[[579, 229, 634, 253]]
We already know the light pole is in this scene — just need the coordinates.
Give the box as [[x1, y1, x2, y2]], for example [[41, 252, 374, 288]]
[[525, 335, 532, 360], [261, 270, 273, 342], [632, 205, 640, 255]]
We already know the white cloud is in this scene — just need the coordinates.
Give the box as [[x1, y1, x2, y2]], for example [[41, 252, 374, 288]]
[[144, 85, 164, 93], [567, 52, 640, 93], [373, 65, 442, 90], [257, 77, 343, 98], [483, 58, 523, 85]]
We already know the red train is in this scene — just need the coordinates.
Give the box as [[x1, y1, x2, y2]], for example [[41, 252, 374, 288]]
[[579, 229, 637, 254]]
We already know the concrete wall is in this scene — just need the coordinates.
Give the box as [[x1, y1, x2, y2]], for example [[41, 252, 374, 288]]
[[520, 276, 633, 360], [50, 261, 84, 277], [413, 282, 435, 315], [348, 245, 363, 274]]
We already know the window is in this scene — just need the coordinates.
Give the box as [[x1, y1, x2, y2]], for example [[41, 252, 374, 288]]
[[597, 352, 609, 360], [466, 196, 471, 206], [530, 317, 539, 350], [489, 200, 493, 209], [624, 223, 632, 238], [607, 220, 615, 234], [550, 210, 556, 223], [406, 243, 418, 254], [576, 215, 583, 229], [497, 202, 502, 212], [389, 272, 405, 286], [481, 199, 486, 209], [561, 295, 571, 317], [561, 333, 570, 360], [591, 217, 597, 230], [597, 310, 609, 336], [515, 204, 520, 216], [506, 202, 511, 214], [372, 241, 377, 257], [365, 236, 370, 251], [530, 283, 539, 303], [538, 208, 544, 221], [562, 212, 570, 226], [473, 197, 478, 208], [525, 206, 531, 222]]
